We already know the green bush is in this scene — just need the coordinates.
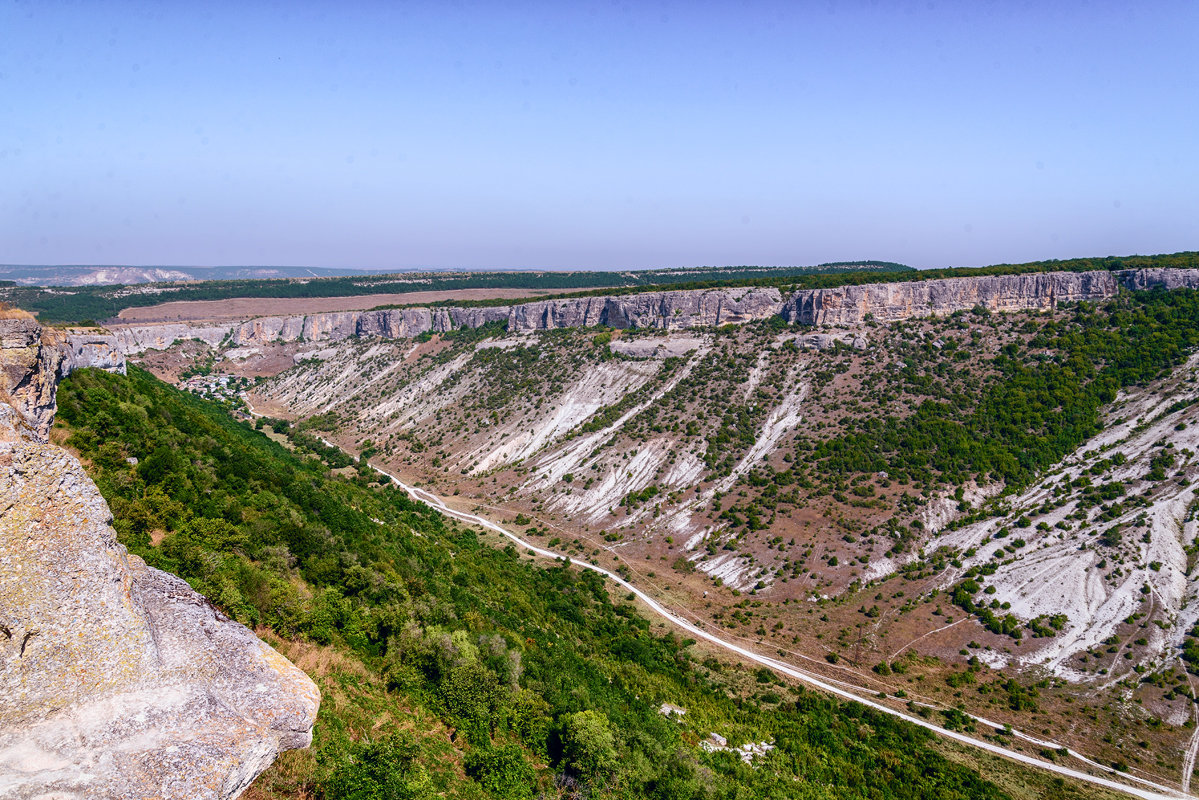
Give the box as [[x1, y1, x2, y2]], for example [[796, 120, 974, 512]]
[[464, 744, 535, 798], [322, 732, 433, 800]]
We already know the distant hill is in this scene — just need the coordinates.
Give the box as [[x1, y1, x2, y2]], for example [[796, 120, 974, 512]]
[[0, 262, 913, 289], [0, 262, 914, 324], [0, 264, 406, 287]]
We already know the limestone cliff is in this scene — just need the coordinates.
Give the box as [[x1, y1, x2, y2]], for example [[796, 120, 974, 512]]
[[60, 329, 127, 377], [778, 268, 1199, 327], [1118, 267, 1199, 291], [0, 316, 318, 799], [779, 270, 1121, 326], [111, 321, 234, 354], [105, 267, 1199, 353], [0, 319, 126, 442], [506, 286, 783, 332], [0, 317, 63, 442]]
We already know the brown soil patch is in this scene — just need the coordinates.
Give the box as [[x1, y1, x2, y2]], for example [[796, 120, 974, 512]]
[[245, 393, 295, 420], [115, 287, 568, 323], [404, 335, 451, 362]]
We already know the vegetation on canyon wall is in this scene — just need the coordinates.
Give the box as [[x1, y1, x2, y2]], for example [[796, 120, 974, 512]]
[[54, 366, 1043, 799], [812, 288, 1199, 489]]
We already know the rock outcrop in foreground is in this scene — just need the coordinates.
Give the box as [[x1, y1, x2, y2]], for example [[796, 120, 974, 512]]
[[0, 315, 319, 799]]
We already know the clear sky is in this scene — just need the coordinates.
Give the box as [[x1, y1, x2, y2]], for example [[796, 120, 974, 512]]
[[2, 1, 1196, 270]]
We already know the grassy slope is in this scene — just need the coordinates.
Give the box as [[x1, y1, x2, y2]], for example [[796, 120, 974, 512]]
[[49, 364, 1122, 800]]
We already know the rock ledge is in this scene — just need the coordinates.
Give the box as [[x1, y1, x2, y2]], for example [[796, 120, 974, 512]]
[[0, 316, 318, 799]]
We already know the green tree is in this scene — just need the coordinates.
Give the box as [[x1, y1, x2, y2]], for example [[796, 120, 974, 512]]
[[464, 743, 535, 798], [322, 732, 433, 800], [561, 710, 617, 782]]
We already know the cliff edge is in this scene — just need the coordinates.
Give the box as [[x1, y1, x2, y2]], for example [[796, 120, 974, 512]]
[[0, 315, 319, 799], [107, 268, 1199, 354]]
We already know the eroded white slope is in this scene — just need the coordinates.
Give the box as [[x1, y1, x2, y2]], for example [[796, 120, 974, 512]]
[[933, 353, 1199, 677], [469, 358, 662, 474], [520, 341, 713, 522]]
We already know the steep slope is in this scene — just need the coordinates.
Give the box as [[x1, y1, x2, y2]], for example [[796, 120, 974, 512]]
[[236, 282, 1199, 786], [51, 365, 1068, 800], [0, 315, 318, 799], [257, 316, 1026, 595], [934, 352, 1199, 680]]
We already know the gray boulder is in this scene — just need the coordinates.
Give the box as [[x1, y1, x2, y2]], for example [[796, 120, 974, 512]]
[[0, 315, 319, 799]]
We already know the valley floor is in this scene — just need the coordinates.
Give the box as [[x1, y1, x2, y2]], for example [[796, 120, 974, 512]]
[[242, 390, 1191, 799], [127, 282, 1199, 794]]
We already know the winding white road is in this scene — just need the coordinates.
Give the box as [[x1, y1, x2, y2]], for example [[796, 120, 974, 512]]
[[389, 475, 1187, 800], [253, 407, 1188, 800]]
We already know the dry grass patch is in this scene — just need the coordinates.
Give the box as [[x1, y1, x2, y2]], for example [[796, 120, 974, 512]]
[[0, 303, 35, 320], [257, 630, 373, 682], [240, 748, 318, 800]]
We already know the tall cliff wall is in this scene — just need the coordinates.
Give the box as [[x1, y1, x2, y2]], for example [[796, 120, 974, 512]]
[[0, 317, 64, 442], [1118, 267, 1199, 291], [111, 321, 234, 354], [0, 316, 318, 799], [61, 329, 127, 376], [780, 270, 1120, 326], [506, 286, 783, 332], [0, 319, 126, 442], [106, 268, 1199, 354]]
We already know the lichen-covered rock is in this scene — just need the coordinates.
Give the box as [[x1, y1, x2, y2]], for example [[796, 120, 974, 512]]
[[0, 317, 64, 442], [0, 314, 318, 799], [0, 440, 319, 799], [1, 320, 126, 442]]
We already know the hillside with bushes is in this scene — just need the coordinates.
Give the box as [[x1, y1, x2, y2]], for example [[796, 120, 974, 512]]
[[51, 365, 1107, 799]]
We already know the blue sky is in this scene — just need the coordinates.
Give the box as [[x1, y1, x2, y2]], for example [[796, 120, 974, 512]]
[[2, 1, 1196, 270]]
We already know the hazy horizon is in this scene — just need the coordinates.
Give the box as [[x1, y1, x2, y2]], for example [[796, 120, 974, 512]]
[[4, 2, 1196, 270]]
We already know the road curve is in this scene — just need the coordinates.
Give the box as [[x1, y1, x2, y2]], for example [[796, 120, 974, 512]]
[[388, 476, 1187, 800], [260, 412, 1187, 800]]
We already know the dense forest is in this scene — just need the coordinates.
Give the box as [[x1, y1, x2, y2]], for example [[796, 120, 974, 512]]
[[811, 288, 1199, 489], [52, 366, 1083, 800], [4, 262, 911, 324]]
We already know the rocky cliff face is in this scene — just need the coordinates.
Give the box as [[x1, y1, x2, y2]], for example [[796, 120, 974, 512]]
[[1118, 267, 1199, 291], [506, 287, 783, 332], [0, 317, 318, 799], [106, 268, 1199, 354], [780, 270, 1121, 326], [0, 317, 66, 442], [111, 321, 234, 354], [61, 330, 127, 376], [114, 306, 517, 352], [0, 319, 126, 442], [779, 268, 1199, 327]]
